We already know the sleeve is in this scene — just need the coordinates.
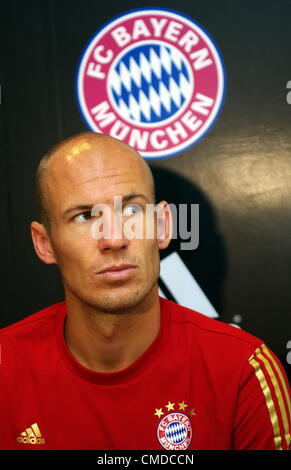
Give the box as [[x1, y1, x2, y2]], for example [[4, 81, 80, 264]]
[[232, 343, 291, 450]]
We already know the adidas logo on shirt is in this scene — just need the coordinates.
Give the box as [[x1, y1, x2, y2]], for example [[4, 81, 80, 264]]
[[17, 423, 45, 445]]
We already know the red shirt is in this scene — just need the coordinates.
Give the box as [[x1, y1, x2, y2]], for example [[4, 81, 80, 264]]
[[0, 296, 290, 450]]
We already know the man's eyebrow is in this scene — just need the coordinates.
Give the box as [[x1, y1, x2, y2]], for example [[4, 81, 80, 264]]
[[123, 193, 149, 202], [62, 193, 149, 218], [62, 204, 93, 218]]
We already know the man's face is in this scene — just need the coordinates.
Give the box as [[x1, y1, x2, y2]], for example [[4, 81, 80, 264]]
[[39, 137, 168, 312]]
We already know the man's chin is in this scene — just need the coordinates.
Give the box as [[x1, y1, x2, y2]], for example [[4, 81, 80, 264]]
[[95, 296, 144, 314], [89, 286, 154, 313]]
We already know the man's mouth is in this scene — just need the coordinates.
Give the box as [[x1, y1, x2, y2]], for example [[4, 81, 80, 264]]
[[97, 264, 137, 280]]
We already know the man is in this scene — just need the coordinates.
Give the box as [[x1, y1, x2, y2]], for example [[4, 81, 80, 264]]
[[0, 131, 290, 450]]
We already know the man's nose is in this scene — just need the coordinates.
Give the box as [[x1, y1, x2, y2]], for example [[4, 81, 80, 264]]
[[94, 211, 129, 252]]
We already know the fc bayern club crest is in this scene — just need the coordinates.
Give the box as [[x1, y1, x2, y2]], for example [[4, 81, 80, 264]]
[[157, 412, 192, 450], [76, 8, 226, 159]]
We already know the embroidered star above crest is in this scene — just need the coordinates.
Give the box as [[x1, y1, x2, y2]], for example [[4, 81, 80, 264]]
[[189, 408, 196, 416], [165, 401, 175, 411], [154, 408, 164, 418], [178, 401, 188, 411]]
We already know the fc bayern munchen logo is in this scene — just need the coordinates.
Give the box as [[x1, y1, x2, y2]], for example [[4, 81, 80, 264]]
[[157, 412, 192, 450], [76, 8, 225, 159]]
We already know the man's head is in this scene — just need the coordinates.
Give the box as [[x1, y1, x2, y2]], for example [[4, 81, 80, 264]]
[[35, 132, 156, 233], [31, 132, 172, 312]]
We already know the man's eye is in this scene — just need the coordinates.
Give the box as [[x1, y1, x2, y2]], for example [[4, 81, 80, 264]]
[[123, 204, 142, 217], [74, 211, 92, 222]]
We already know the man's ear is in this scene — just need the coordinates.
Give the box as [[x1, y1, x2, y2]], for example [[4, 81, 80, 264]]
[[156, 201, 173, 250], [31, 221, 57, 265]]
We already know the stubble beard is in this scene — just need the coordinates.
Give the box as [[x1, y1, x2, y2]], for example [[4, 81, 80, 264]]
[[64, 270, 159, 315], [88, 276, 158, 314]]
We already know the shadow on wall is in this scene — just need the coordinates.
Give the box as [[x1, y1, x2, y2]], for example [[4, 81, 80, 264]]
[[150, 166, 227, 320]]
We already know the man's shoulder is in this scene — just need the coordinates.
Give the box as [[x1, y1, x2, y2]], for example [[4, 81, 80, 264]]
[[0, 301, 65, 343], [161, 297, 263, 354]]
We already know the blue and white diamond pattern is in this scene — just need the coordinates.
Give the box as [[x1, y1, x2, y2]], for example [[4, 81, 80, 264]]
[[165, 421, 187, 444], [108, 44, 193, 124]]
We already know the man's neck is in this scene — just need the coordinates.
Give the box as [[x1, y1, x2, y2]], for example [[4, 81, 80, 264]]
[[63, 287, 161, 373]]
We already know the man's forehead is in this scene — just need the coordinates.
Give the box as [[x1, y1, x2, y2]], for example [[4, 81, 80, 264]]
[[44, 138, 151, 202], [47, 137, 144, 176], [38, 132, 144, 181]]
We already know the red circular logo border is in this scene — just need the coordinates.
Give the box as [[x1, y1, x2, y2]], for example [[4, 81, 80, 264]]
[[76, 8, 226, 159]]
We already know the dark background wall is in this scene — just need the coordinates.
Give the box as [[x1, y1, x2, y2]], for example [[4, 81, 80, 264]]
[[1, 0, 291, 380]]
